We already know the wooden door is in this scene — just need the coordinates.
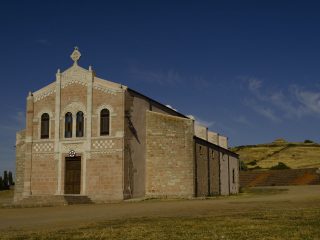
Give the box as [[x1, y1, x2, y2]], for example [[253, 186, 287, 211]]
[[65, 157, 81, 194]]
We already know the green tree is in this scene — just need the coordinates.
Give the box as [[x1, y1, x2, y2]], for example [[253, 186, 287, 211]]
[[8, 171, 14, 186], [0, 176, 3, 190], [3, 171, 8, 187]]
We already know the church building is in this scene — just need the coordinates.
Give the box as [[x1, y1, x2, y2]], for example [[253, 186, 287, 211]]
[[14, 48, 239, 203]]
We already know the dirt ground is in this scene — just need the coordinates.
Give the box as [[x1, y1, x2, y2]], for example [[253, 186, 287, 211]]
[[0, 185, 320, 232]]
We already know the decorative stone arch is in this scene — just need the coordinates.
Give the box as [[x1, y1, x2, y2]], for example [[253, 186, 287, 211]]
[[96, 104, 115, 137], [61, 102, 87, 138], [61, 102, 87, 117], [36, 109, 54, 140]]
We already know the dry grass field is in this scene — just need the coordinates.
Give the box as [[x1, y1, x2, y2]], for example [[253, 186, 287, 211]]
[[0, 190, 13, 205], [0, 186, 320, 239], [231, 140, 320, 169]]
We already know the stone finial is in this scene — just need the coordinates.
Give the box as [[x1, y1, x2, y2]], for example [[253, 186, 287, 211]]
[[89, 65, 92, 71], [70, 46, 81, 65], [27, 91, 33, 99]]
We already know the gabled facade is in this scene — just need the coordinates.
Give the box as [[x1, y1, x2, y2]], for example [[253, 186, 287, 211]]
[[15, 48, 239, 203]]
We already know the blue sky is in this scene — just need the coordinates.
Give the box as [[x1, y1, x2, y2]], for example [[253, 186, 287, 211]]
[[1, 1, 320, 174]]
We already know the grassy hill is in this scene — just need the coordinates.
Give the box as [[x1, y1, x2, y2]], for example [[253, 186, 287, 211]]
[[231, 139, 320, 170]]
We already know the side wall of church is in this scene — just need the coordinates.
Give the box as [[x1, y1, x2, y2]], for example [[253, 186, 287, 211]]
[[220, 153, 229, 195], [219, 153, 239, 195], [194, 139, 221, 196], [209, 148, 220, 195], [194, 137, 239, 196], [229, 155, 239, 194], [124, 91, 149, 198], [124, 90, 190, 199], [195, 142, 208, 196], [14, 130, 26, 202], [145, 111, 194, 197]]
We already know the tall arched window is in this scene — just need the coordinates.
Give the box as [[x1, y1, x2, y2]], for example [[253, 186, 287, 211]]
[[76, 111, 84, 137], [65, 112, 73, 138], [100, 109, 110, 136], [41, 113, 49, 139]]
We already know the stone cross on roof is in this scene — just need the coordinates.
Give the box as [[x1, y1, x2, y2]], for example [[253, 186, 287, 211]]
[[70, 46, 81, 65]]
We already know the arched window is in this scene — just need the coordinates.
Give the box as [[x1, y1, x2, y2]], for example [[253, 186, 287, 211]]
[[100, 109, 110, 136], [76, 111, 84, 137], [41, 113, 49, 139], [65, 112, 73, 138]]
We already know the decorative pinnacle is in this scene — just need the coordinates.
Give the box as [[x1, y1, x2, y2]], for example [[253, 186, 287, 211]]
[[70, 46, 81, 65]]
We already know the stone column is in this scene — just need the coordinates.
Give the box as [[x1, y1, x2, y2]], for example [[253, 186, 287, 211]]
[[55, 69, 62, 194], [23, 92, 34, 196], [83, 66, 93, 194]]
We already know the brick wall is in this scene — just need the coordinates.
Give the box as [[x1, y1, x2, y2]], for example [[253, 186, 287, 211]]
[[146, 111, 194, 197]]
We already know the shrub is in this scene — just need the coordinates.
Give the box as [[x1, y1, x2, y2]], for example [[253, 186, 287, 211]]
[[240, 160, 248, 171], [270, 162, 290, 170], [304, 139, 314, 143], [247, 160, 257, 166], [250, 166, 262, 170]]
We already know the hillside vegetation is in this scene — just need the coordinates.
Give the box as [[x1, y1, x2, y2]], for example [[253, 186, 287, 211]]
[[231, 139, 320, 170]]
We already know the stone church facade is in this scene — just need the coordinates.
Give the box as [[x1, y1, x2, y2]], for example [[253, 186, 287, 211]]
[[14, 48, 239, 203]]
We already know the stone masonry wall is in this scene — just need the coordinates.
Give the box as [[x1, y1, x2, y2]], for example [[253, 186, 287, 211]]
[[208, 131, 218, 145], [87, 151, 124, 201], [220, 153, 229, 195], [209, 148, 220, 195], [123, 92, 149, 199], [14, 130, 26, 202], [218, 136, 228, 149], [229, 156, 239, 194], [146, 111, 194, 197], [195, 142, 208, 196], [31, 153, 57, 195], [194, 123, 207, 140], [194, 138, 222, 197], [30, 89, 57, 196], [33, 93, 55, 139]]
